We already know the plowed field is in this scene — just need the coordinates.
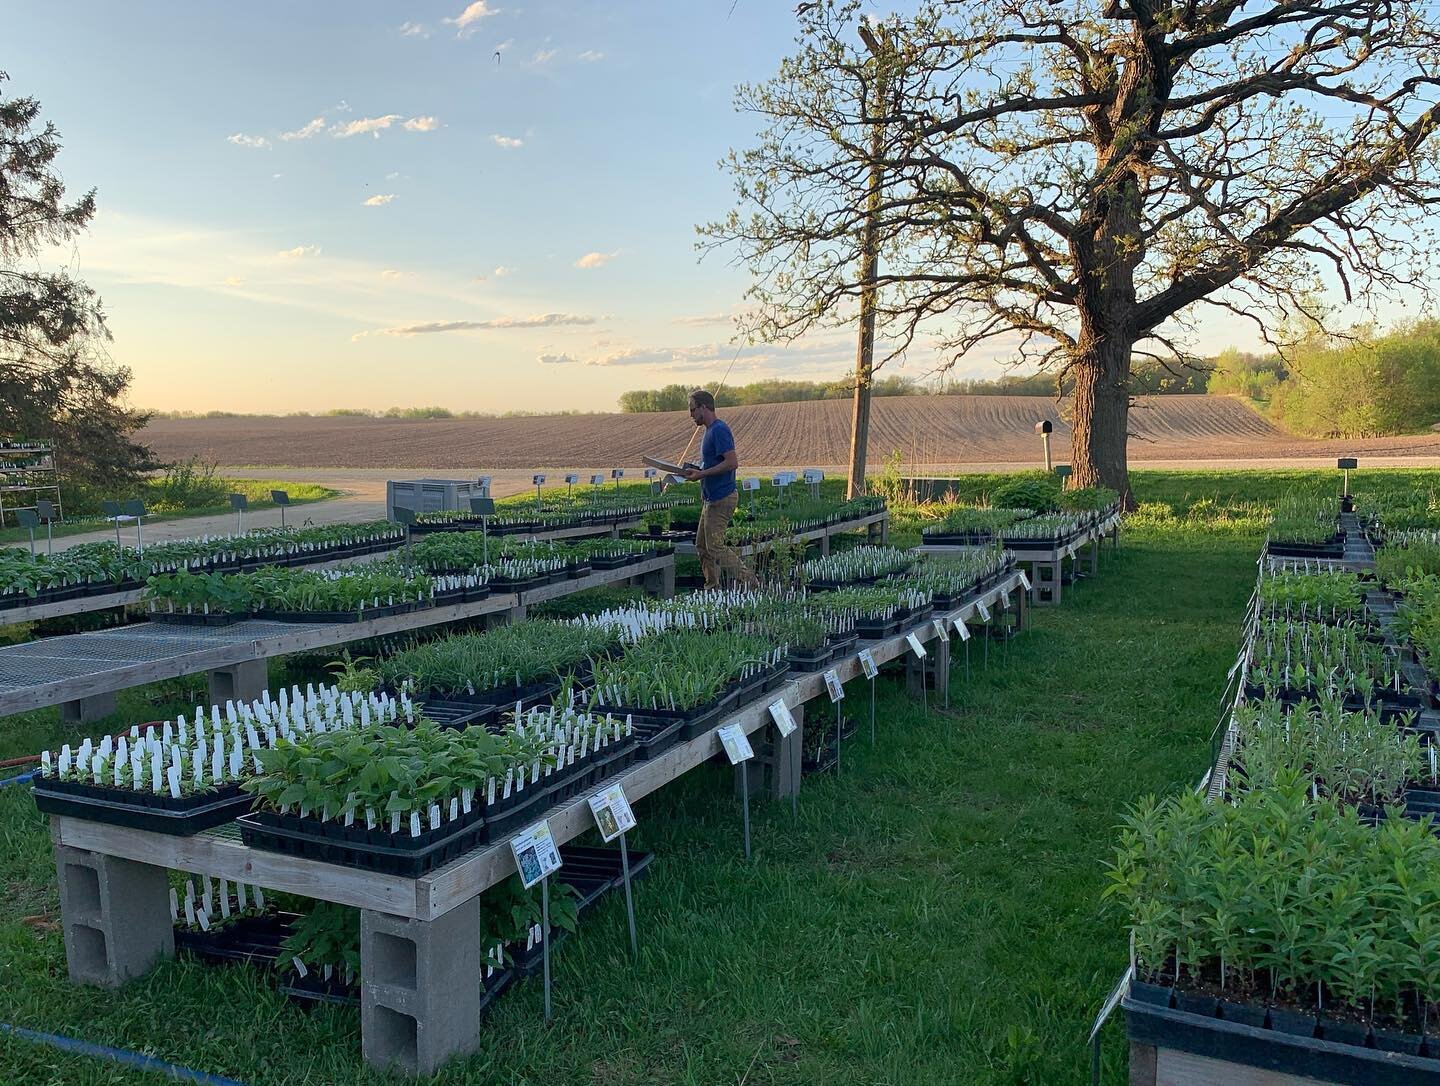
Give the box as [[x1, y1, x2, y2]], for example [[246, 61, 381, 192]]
[[139, 395, 1440, 470]]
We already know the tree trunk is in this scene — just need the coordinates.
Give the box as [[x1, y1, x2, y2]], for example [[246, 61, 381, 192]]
[[1070, 337, 1134, 507]]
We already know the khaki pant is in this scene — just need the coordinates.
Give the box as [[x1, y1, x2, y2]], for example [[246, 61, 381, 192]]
[[696, 491, 759, 589]]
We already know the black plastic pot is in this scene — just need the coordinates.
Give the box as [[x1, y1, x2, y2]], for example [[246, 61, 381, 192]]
[[238, 803, 490, 878]]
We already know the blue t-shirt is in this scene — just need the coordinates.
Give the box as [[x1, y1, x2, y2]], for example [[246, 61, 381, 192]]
[[700, 419, 737, 502]]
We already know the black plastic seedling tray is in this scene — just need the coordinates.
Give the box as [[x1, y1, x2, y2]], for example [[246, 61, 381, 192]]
[[33, 778, 254, 835], [238, 805, 491, 878]]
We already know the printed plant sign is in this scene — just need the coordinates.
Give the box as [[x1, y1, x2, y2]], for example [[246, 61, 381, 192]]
[[510, 819, 563, 890], [953, 616, 971, 641], [587, 784, 636, 843], [857, 648, 878, 679], [1019, 570, 1032, 591], [906, 632, 927, 658], [975, 600, 992, 622], [823, 668, 845, 702], [932, 618, 949, 641], [717, 722, 754, 764], [768, 699, 797, 737]]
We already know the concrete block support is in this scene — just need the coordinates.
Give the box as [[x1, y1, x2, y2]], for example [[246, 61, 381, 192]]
[[361, 896, 484, 1076], [54, 840, 174, 987], [59, 691, 117, 724], [641, 562, 675, 600], [207, 658, 267, 706]]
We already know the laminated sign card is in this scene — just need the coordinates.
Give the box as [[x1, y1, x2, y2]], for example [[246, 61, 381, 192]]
[[587, 784, 636, 844], [510, 819, 562, 889]]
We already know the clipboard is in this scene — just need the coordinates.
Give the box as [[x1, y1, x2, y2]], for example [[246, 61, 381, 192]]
[[642, 455, 700, 475]]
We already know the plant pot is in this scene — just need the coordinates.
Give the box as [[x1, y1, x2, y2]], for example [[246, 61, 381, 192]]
[[1218, 999, 1267, 1028], [1129, 979, 1174, 1008], [1319, 1016, 1372, 1049], [1267, 1007, 1318, 1038]]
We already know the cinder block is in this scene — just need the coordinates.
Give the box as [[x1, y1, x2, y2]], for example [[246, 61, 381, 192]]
[[361, 896, 483, 1076], [59, 692, 116, 724], [207, 658, 267, 704], [55, 845, 173, 987]]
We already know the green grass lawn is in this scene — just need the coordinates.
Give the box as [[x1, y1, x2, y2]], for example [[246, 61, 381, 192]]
[[0, 468, 1431, 1084], [0, 479, 341, 546]]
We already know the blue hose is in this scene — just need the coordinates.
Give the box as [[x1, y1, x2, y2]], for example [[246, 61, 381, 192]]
[[0, 1021, 247, 1085], [0, 770, 35, 788]]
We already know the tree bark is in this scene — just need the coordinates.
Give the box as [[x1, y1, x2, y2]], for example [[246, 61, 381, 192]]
[[1069, 340, 1134, 508]]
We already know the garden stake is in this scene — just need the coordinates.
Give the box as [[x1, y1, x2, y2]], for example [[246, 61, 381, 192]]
[[835, 698, 842, 776], [740, 761, 752, 860], [619, 833, 638, 958], [541, 875, 553, 1021], [869, 675, 876, 745]]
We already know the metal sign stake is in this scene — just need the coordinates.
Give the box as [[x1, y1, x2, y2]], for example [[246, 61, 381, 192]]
[[619, 833, 638, 958], [740, 761, 752, 860], [869, 675, 876, 745], [835, 699, 842, 776], [541, 875, 553, 1022]]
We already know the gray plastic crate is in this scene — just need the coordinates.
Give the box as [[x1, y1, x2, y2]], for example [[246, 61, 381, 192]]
[[386, 478, 490, 520]]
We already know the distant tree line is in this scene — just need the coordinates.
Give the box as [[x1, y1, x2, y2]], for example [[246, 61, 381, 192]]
[[616, 377, 920, 413]]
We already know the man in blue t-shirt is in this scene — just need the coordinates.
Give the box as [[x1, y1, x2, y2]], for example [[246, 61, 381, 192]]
[[682, 389, 760, 589]]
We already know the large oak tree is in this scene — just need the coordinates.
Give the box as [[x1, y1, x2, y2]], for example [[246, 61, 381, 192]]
[[705, 1, 1440, 502]]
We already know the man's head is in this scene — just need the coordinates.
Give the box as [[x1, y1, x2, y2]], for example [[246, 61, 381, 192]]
[[687, 389, 716, 426]]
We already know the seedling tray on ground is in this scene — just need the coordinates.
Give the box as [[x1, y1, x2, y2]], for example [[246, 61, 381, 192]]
[[175, 910, 299, 967], [238, 804, 491, 877], [33, 778, 254, 835], [1124, 991, 1440, 1084], [558, 843, 655, 892], [277, 968, 361, 1007]]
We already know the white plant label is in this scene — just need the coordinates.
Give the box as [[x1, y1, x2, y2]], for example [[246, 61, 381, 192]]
[[768, 699, 797, 738], [976, 601, 992, 622], [906, 633, 927, 659], [932, 619, 950, 642], [823, 669, 845, 702], [953, 617, 971, 641], [717, 723, 755, 765], [1019, 571, 1032, 591], [587, 784, 636, 844], [510, 819, 563, 890], [857, 649, 878, 680]]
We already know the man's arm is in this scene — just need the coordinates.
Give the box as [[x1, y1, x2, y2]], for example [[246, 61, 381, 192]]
[[684, 449, 737, 481]]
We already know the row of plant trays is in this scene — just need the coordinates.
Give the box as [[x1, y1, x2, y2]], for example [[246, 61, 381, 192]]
[[1242, 681, 1436, 721], [238, 737, 642, 877], [595, 661, 793, 761], [0, 539, 405, 612], [1266, 534, 1346, 559], [785, 631, 860, 672], [32, 777, 255, 836], [1125, 980, 1440, 1083], [149, 600, 425, 627]]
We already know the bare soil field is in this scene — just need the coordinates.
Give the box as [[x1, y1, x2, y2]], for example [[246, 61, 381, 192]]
[[139, 395, 1440, 471]]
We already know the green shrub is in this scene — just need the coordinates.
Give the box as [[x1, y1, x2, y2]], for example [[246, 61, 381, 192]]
[[989, 472, 1061, 513]]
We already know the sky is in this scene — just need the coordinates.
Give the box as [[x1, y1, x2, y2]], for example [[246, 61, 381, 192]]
[[5, 1, 1409, 415]]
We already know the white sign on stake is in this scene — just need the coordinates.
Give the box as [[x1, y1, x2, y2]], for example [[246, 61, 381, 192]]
[[587, 784, 636, 844], [906, 632, 927, 659], [1000, 590, 1012, 609], [823, 668, 845, 702], [509, 819, 563, 890], [1019, 571, 1032, 592], [953, 616, 971, 641], [976, 600, 992, 622], [857, 648, 878, 680], [717, 722, 755, 765], [532, 473, 546, 486], [768, 699, 797, 738], [932, 618, 950, 642]]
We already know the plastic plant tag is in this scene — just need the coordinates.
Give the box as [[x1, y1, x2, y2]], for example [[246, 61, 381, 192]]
[[768, 699, 797, 737], [717, 722, 755, 765], [236, 881, 248, 911], [1000, 590, 1012, 609], [906, 632, 927, 659], [169, 887, 179, 922], [509, 819, 563, 890], [220, 884, 232, 919], [857, 649, 879, 679], [253, 886, 265, 910], [823, 669, 845, 702], [932, 618, 950, 641], [1019, 571, 1032, 591], [587, 783, 636, 843], [410, 811, 422, 838], [976, 600, 992, 622], [292, 956, 308, 978], [183, 893, 196, 927], [196, 908, 210, 932]]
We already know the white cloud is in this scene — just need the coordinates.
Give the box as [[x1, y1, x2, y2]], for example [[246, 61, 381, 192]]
[[444, 1, 499, 35], [281, 116, 327, 141], [537, 352, 577, 365], [382, 269, 404, 280], [333, 114, 403, 139], [531, 48, 558, 64], [491, 134, 523, 149], [226, 133, 270, 149], [575, 250, 618, 270], [272, 173, 283, 180], [277, 245, 322, 259], [354, 313, 599, 339], [672, 312, 732, 327], [400, 21, 429, 37], [492, 265, 513, 277], [385, 171, 402, 180], [403, 115, 440, 132], [224, 276, 245, 286], [363, 194, 398, 207], [579, 49, 604, 62]]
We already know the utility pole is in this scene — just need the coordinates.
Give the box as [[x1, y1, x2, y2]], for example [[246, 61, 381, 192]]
[[846, 19, 889, 498]]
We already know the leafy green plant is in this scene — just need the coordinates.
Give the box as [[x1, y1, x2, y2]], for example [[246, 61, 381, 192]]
[[380, 620, 617, 698], [989, 473, 1062, 513]]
